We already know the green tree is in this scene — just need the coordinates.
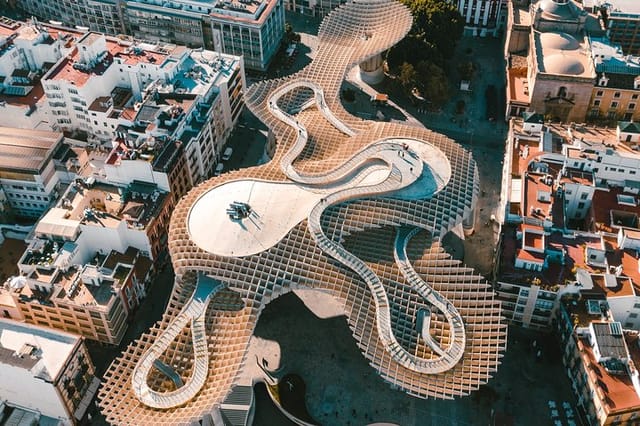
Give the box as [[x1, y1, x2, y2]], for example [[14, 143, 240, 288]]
[[398, 0, 464, 61], [458, 61, 475, 80], [386, 36, 441, 72], [398, 62, 418, 92], [284, 22, 300, 43], [415, 61, 449, 107]]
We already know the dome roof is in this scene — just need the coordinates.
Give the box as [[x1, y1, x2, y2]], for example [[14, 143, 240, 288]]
[[539, 0, 581, 20], [540, 31, 580, 50], [543, 53, 585, 75]]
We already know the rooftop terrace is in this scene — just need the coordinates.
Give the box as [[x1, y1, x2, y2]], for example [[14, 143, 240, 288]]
[[36, 179, 167, 240], [499, 224, 607, 287], [8, 246, 146, 310], [0, 318, 79, 379], [45, 34, 174, 87]]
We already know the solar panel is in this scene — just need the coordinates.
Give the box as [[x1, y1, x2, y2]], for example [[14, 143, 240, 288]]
[[610, 321, 623, 336]]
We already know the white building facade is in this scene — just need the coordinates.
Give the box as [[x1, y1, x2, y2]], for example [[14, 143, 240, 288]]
[[454, 0, 506, 37], [0, 319, 98, 424]]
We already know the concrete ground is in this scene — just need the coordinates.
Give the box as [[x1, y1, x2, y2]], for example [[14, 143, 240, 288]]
[[250, 291, 579, 426], [220, 110, 269, 173]]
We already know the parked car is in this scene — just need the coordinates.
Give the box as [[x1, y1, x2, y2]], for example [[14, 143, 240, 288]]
[[214, 162, 224, 176], [222, 147, 233, 161]]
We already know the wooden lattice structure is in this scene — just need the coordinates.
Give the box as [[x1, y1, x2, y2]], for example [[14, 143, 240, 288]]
[[98, 0, 507, 423]]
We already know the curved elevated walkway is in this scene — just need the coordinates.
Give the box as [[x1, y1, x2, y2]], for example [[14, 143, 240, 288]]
[[98, 1, 506, 423], [131, 274, 222, 409], [270, 77, 467, 373], [394, 227, 466, 368]]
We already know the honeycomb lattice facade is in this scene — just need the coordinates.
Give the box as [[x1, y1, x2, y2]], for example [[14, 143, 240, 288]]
[[98, 0, 507, 423]]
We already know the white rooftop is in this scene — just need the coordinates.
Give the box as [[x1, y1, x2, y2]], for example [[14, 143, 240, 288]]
[[591, 36, 640, 72], [584, 0, 640, 14], [187, 138, 451, 257], [0, 319, 79, 380]]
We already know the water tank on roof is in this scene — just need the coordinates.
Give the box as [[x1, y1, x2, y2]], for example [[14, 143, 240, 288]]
[[9, 276, 27, 290]]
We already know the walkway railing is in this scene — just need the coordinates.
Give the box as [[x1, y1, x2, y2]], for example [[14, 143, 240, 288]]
[[394, 226, 466, 368], [268, 78, 465, 374], [131, 274, 222, 409]]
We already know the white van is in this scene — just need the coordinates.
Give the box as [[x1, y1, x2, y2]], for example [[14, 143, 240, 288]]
[[214, 162, 224, 176], [222, 147, 233, 161]]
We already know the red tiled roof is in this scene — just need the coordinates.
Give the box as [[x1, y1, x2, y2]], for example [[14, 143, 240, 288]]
[[524, 172, 554, 220], [47, 38, 170, 87], [593, 188, 640, 233], [0, 80, 44, 107], [578, 336, 640, 415], [516, 248, 545, 262]]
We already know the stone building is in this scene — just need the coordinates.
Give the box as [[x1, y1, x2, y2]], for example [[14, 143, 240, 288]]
[[506, 0, 598, 122]]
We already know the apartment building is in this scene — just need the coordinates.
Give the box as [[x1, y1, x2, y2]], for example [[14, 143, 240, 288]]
[[588, 37, 640, 122], [41, 32, 184, 142], [18, 0, 124, 35], [16, 0, 284, 71], [556, 298, 640, 424], [205, 0, 285, 71], [0, 17, 77, 129], [454, 0, 506, 37], [40, 31, 244, 186], [0, 242, 153, 344], [104, 138, 192, 204], [0, 17, 67, 97], [104, 50, 245, 187], [496, 118, 640, 329], [0, 319, 99, 424], [584, 0, 640, 56], [34, 179, 172, 261], [0, 127, 65, 219]]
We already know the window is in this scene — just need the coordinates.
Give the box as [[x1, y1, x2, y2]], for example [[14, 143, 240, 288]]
[[578, 202, 585, 209], [630, 313, 638, 318], [596, 90, 604, 97], [612, 101, 619, 108], [580, 192, 588, 200], [633, 94, 639, 100], [594, 100, 601, 106], [557, 86, 567, 98], [614, 91, 621, 98], [630, 103, 636, 110]]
